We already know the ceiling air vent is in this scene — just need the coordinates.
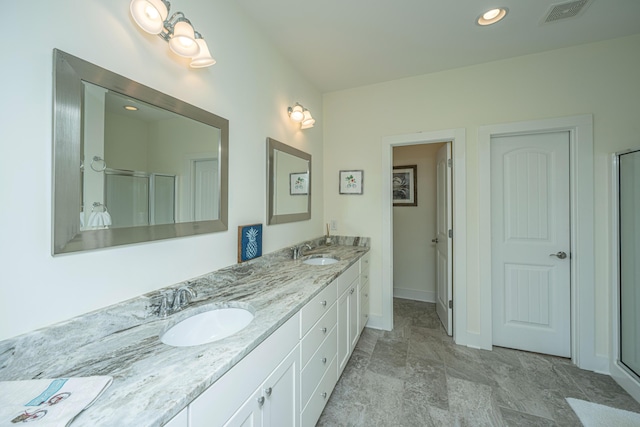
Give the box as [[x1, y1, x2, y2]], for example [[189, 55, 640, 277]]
[[542, 0, 592, 24]]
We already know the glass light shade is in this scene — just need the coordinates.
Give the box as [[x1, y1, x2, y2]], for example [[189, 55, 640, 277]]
[[300, 120, 315, 130], [477, 7, 508, 26], [169, 21, 200, 57], [130, 0, 168, 34], [190, 39, 217, 68], [301, 110, 315, 127], [289, 104, 304, 122]]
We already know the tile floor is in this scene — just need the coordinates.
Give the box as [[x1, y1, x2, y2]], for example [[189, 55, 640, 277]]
[[317, 298, 640, 426]]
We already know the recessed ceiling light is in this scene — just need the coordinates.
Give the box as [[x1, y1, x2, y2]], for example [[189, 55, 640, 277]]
[[124, 105, 139, 111], [477, 7, 508, 26]]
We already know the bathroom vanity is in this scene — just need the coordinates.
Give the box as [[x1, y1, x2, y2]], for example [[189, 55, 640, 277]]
[[0, 238, 369, 427]]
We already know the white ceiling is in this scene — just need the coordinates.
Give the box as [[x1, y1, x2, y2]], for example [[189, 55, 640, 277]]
[[234, 0, 640, 92]]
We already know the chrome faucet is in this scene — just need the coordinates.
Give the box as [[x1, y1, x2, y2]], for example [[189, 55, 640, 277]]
[[292, 243, 313, 260], [172, 286, 197, 312], [154, 285, 198, 317]]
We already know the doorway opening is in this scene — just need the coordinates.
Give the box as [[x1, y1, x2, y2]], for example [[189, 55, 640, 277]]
[[392, 142, 452, 335], [381, 129, 467, 345]]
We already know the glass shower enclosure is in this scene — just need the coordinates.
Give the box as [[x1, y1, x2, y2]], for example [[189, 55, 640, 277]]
[[618, 149, 640, 381]]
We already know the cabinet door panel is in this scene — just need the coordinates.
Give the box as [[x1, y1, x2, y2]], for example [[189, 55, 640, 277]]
[[264, 345, 300, 427], [337, 291, 350, 374], [224, 388, 264, 427], [349, 286, 359, 351]]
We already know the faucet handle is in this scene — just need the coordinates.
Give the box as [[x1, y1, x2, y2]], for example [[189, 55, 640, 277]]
[[154, 293, 170, 318]]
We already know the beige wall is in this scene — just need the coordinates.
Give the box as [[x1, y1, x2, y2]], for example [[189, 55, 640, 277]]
[[323, 34, 640, 359], [0, 1, 323, 341], [393, 144, 443, 302]]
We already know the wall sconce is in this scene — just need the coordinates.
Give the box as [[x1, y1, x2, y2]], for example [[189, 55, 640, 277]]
[[130, 0, 216, 68], [288, 102, 315, 129]]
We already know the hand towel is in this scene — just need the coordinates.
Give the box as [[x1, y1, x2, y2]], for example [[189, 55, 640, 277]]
[[0, 376, 113, 426], [86, 211, 112, 229]]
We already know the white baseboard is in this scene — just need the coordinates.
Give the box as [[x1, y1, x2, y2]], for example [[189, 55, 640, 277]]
[[393, 287, 436, 303], [364, 313, 390, 331]]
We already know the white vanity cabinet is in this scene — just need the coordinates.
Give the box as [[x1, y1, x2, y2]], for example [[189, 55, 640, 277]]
[[337, 262, 361, 375], [163, 251, 370, 427], [188, 312, 300, 427]]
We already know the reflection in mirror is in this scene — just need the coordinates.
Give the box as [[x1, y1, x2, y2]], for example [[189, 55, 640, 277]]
[[267, 137, 311, 224], [83, 84, 220, 229], [53, 49, 228, 254]]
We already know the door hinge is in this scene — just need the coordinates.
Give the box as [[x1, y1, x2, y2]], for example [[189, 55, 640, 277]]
[[449, 300, 453, 309], [448, 229, 453, 238], [447, 159, 452, 167]]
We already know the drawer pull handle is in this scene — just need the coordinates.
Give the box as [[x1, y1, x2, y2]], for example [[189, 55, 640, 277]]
[[321, 327, 327, 333], [320, 300, 327, 306], [264, 387, 272, 397], [257, 396, 265, 407], [350, 288, 355, 294], [321, 357, 327, 363], [321, 392, 327, 399]]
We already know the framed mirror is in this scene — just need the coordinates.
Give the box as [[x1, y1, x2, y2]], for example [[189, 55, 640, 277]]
[[52, 49, 228, 254], [267, 137, 311, 224]]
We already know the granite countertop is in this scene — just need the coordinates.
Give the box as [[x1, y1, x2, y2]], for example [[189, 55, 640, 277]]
[[0, 237, 369, 426]]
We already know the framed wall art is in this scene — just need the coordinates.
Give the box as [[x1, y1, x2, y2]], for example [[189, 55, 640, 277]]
[[289, 172, 309, 195], [238, 223, 263, 263], [393, 165, 417, 206], [339, 170, 364, 195]]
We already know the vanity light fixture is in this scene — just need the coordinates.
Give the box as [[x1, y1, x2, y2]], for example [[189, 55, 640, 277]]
[[129, 0, 216, 68], [288, 103, 315, 129], [476, 7, 508, 26]]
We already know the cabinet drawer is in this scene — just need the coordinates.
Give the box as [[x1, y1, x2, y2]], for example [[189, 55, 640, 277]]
[[360, 253, 370, 287], [301, 355, 338, 427], [301, 325, 337, 406], [300, 280, 337, 337], [337, 262, 359, 295], [301, 303, 337, 367], [360, 281, 370, 332]]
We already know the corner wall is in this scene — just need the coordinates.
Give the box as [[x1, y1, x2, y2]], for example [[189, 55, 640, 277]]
[[323, 34, 640, 360]]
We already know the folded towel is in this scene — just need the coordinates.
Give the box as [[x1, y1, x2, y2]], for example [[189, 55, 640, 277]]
[[0, 376, 113, 426], [86, 211, 112, 229]]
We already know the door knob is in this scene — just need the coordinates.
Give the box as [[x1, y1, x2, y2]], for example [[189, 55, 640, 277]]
[[431, 238, 438, 243], [549, 251, 567, 259]]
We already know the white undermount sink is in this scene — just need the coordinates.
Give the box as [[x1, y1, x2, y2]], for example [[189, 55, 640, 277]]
[[303, 256, 339, 266], [161, 307, 254, 347]]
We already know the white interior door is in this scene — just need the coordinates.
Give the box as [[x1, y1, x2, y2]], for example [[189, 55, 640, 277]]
[[435, 143, 453, 336], [491, 131, 571, 357], [193, 159, 218, 221]]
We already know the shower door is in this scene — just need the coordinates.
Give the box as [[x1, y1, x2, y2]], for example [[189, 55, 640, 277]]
[[619, 149, 640, 380]]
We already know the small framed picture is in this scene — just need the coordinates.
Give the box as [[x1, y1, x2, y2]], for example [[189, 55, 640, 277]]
[[393, 165, 417, 206], [289, 172, 309, 195], [339, 170, 364, 195]]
